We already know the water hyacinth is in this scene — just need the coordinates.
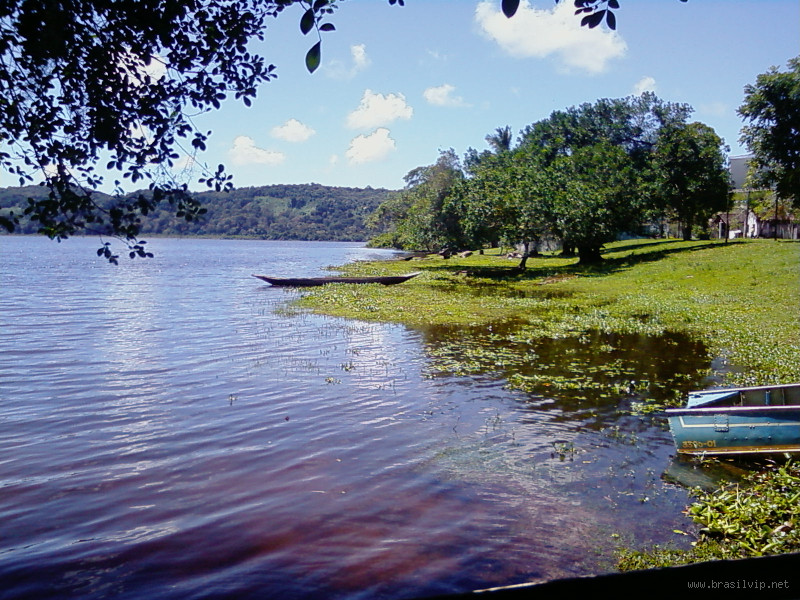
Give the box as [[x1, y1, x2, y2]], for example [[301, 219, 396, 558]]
[[618, 461, 800, 569]]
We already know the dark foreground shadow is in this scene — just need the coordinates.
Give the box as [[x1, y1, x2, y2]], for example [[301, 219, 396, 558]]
[[424, 552, 800, 599], [418, 240, 731, 282]]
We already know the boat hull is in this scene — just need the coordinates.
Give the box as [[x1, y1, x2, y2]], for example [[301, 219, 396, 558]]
[[667, 406, 800, 455], [251, 272, 420, 287], [666, 384, 800, 455]]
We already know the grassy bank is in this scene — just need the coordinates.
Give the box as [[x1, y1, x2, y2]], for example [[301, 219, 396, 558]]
[[300, 238, 800, 387]]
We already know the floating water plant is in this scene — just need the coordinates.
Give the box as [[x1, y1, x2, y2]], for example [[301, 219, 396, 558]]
[[618, 461, 800, 569]]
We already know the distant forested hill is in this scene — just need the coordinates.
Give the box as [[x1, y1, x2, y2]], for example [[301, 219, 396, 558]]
[[0, 183, 392, 241]]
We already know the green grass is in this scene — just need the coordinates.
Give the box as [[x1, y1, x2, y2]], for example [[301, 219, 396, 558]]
[[300, 238, 800, 386]]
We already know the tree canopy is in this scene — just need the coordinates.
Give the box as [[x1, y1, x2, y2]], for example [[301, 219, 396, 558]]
[[650, 122, 731, 240], [738, 56, 800, 207], [0, 182, 389, 241], [370, 93, 731, 265], [366, 150, 464, 251]]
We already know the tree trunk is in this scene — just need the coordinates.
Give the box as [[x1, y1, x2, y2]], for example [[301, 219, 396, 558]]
[[682, 215, 694, 241], [517, 240, 531, 270], [577, 245, 603, 265]]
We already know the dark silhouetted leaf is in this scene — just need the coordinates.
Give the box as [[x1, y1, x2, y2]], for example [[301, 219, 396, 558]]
[[300, 8, 315, 35], [581, 10, 605, 28], [502, 0, 520, 18], [306, 41, 321, 73], [606, 9, 616, 29]]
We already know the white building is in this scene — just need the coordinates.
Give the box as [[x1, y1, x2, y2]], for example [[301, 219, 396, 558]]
[[728, 154, 753, 191]]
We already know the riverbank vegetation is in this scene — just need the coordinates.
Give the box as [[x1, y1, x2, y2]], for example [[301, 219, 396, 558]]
[[300, 238, 800, 389], [300, 60, 800, 572], [367, 93, 732, 266], [367, 57, 800, 266], [618, 460, 800, 569]]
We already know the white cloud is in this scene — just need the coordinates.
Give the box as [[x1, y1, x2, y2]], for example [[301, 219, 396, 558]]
[[346, 128, 396, 164], [325, 43, 371, 79], [423, 83, 468, 107], [271, 118, 316, 143], [229, 135, 285, 166], [633, 76, 657, 95], [426, 50, 447, 63], [475, 0, 626, 74], [346, 90, 413, 130], [351, 44, 370, 71], [699, 101, 729, 118]]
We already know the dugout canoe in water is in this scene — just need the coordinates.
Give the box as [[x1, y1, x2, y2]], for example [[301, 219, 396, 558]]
[[251, 272, 421, 287]]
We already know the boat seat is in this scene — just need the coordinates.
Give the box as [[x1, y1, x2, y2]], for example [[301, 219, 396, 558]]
[[785, 388, 800, 405], [741, 391, 764, 406]]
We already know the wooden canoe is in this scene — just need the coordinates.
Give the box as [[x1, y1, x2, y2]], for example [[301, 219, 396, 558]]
[[251, 272, 421, 287]]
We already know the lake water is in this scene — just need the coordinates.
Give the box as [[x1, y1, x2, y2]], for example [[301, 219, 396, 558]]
[[0, 236, 709, 599]]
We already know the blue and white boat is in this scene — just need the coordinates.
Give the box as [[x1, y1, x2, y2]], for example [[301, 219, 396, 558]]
[[666, 383, 800, 455]]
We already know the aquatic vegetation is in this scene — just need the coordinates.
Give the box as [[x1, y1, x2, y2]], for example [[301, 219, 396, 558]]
[[618, 461, 800, 569], [299, 240, 800, 570], [551, 440, 577, 461]]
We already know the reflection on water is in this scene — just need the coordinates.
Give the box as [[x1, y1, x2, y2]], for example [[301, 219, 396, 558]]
[[0, 236, 714, 599]]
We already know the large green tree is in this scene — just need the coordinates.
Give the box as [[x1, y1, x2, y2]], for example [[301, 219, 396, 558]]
[[510, 94, 692, 260], [456, 141, 553, 269], [367, 150, 464, 252], [545, 142, 641, 264], [456, 105, 651, 267], [650, 122, 731, 240], [738, 56, 800, 207], [518, 93, 693, 168]]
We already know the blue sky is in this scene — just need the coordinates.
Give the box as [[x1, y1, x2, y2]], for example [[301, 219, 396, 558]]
[[6, 1, 800, 193]]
